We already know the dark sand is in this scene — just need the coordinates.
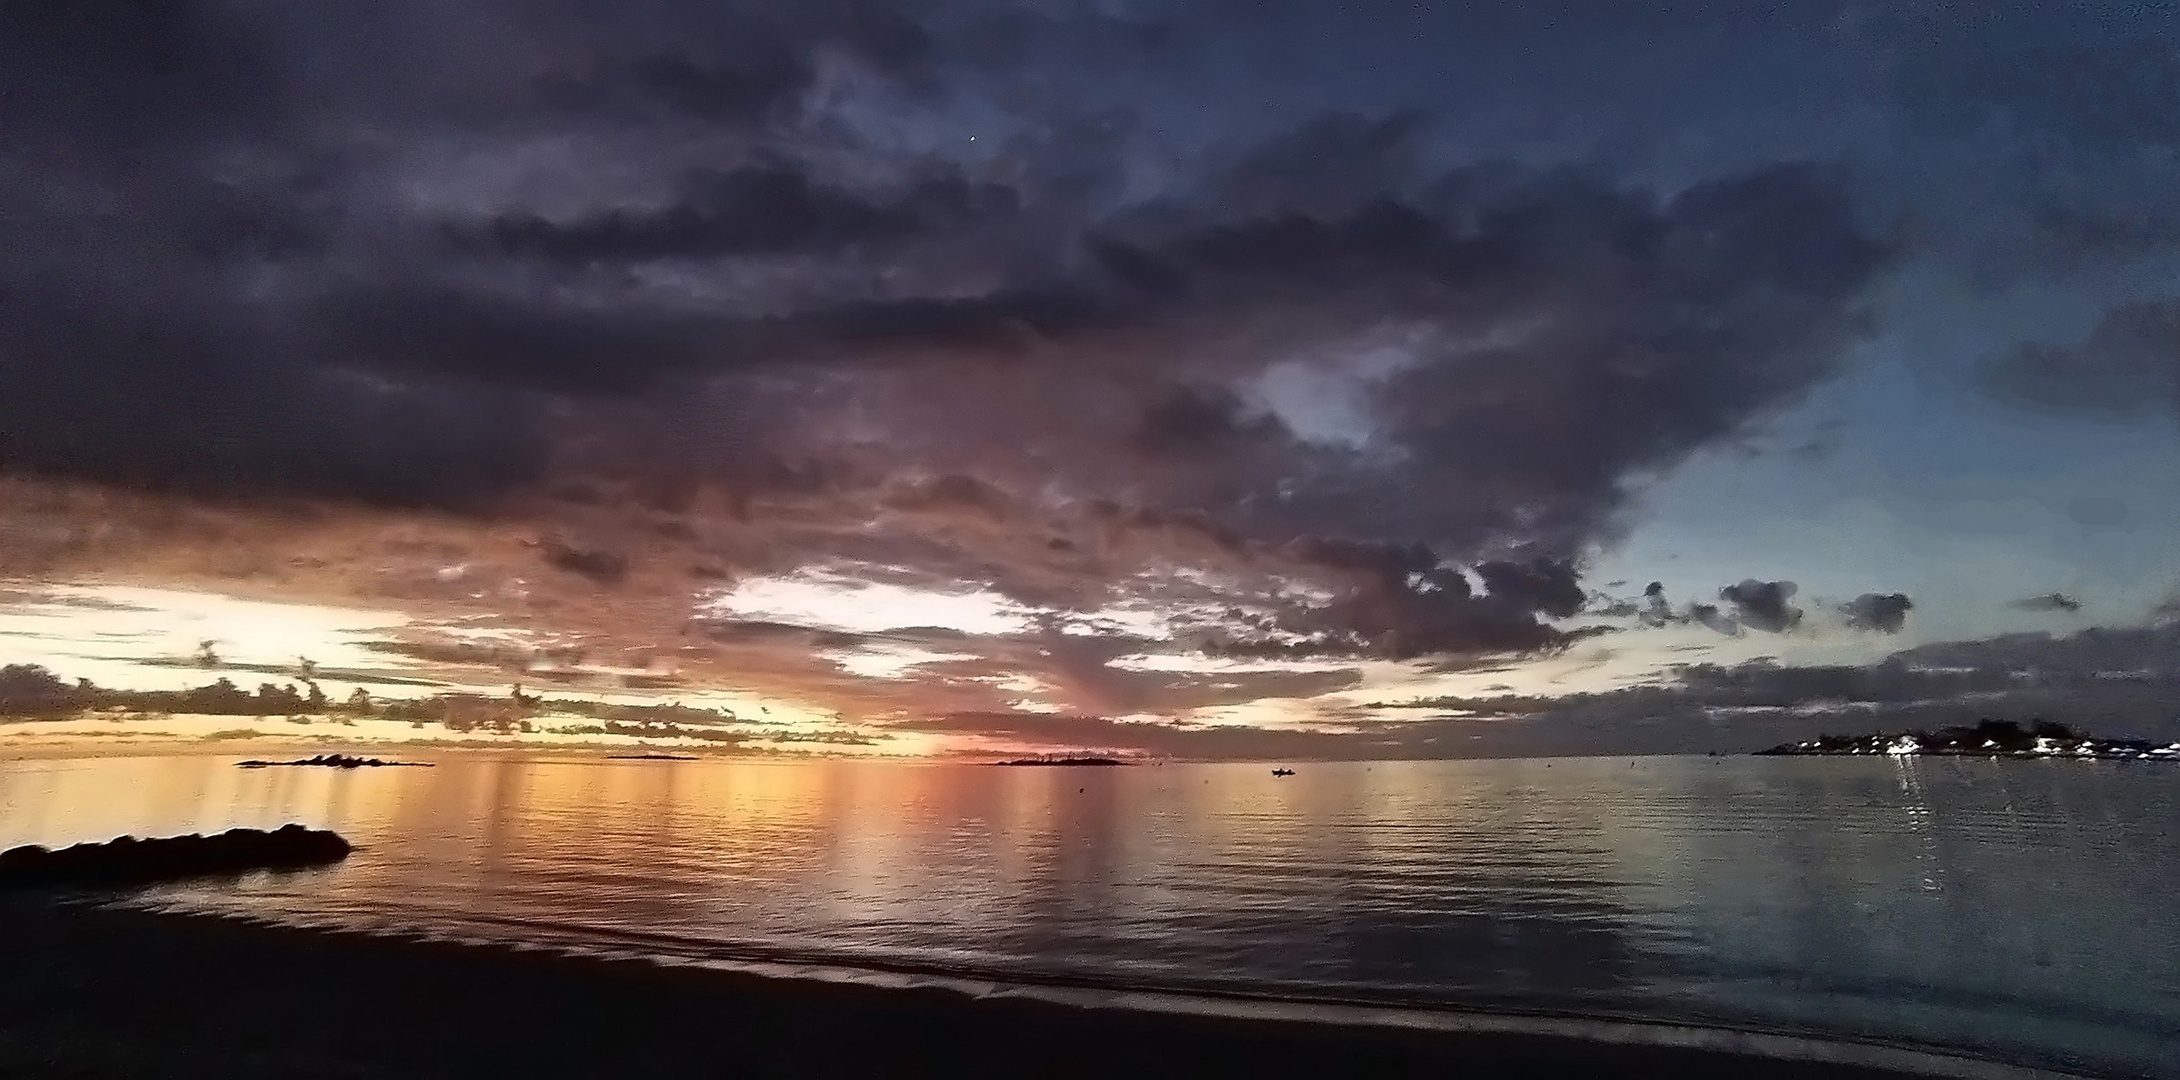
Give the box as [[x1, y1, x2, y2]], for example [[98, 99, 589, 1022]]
[[1, 897, 2044, 1079]]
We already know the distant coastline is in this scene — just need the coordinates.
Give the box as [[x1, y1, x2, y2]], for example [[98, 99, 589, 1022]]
[[992, 756, 1130, 767], [1758, 719, 2180, 761]]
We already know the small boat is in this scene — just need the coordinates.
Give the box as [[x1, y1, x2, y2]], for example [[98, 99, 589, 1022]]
[[1271, 768, 1295, 777]]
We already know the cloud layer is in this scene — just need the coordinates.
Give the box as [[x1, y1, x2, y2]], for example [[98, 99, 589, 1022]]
[[0, 1, 1904, 664], [5, 3, 2177, 755]]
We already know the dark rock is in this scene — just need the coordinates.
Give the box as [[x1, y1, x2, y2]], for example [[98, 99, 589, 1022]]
[[237, 754, 430, 769], [0, 825, 352, 890]]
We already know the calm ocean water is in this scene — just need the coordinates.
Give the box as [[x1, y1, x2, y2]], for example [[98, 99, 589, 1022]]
[[2, 753, 2174, 1076]]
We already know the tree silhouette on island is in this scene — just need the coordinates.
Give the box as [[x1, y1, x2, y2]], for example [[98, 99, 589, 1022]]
[[0, 663, 864, 749]]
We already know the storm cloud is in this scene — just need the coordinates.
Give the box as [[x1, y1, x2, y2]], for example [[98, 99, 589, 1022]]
[[1981, 300, 2180, 418], [1719, 580, 1802, 634], [1841, 592, 1914, 634], [17, 0, 2180, 764], [0, 0, 1907, 665], [2011, 592, 2086, 614]]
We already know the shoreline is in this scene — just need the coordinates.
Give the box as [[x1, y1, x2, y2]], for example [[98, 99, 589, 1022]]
[[0, 897, 2090, 1079], [13, 738, 2171, 766]]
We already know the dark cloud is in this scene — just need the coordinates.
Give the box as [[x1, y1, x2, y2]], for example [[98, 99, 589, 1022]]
[[1208, 545, 1586, 660], [1688, 602, 1738, 636], [2067, 496, 2130, 528], [1896, 29, 2180, 152], [1579, 582, 1690, 631], [1474, 560, 1586, 620], [1674, 658, 1989, 707], [1719, 579, 1801, 634], [1840, 592, 1913, 634], [15, 4, 2180, 766], [2010, 592, 2084, 614], [1639, 582, 1675, 627], [1584, 580, 1899, 636], [1980, 300, 2180, 418], [536, 538, 630, 585], [0, 297, 543, 507], [0, 0, 273, 144], [1132, 385, 1290, 456], [0, 0, 1904, 663], [1887, 624, 2180, 681], [880, 473, 1013, 520], [532, 3, 937, 125], [304, 285, 742, 396], [451, 165, 1017, 263]]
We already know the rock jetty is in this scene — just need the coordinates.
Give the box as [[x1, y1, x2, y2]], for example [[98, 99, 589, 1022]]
[[0, 825, 352, 889]]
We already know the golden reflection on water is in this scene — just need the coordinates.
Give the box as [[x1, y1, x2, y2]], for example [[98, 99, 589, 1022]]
[[3, 753, 2178, 1077]]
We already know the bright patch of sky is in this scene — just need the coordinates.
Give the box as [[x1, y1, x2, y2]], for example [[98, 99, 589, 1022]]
[[703, 567, 1037, 636], [1059, 603, 1175, 639], [1253, 343, 1417, 448], [1108, 652, 1356, 675], [991, 673, 1065, 714], [0, 582, 409, 692], [824, 643, 983, 681], [1188, 697, 1346, 730]]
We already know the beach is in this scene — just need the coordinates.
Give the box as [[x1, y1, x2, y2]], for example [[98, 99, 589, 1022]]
[[1, 897, 2056, 1080]]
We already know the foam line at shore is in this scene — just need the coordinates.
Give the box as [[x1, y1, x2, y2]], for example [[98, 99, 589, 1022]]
[[115, 898, 2093, 1080]]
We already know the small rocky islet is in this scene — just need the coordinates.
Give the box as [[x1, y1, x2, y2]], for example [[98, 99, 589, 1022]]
[[1758, 719, 2180, 761], [236, 754, 431, 769]]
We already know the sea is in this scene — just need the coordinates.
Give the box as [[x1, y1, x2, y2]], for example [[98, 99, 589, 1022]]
[[2, 753, 2174, 1077]]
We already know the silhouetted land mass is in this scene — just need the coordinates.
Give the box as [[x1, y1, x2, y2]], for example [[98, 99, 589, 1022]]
[[1, 662, 342, 718], [993, 756, 1129, 766], [0, 899, 1974, 1079], [1758, 718, 2180, 760], [0, 826, 350, 890], [0, 662, 864, 744], [237, 754, 431, 769], [605, 753, 700, 761]]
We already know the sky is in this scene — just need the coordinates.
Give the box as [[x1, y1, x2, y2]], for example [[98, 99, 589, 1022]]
[[3, 1, 2179, 758]]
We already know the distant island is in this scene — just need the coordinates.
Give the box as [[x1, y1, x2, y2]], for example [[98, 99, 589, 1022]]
[[605, 753, 699, 761], [237, 754, 431, 769], [1759, 719, 2180, 761], [993, 756, 1129, 766]]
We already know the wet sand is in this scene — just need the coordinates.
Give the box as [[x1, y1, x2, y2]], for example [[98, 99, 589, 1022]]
[[0, 898, 2056, 1079]]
